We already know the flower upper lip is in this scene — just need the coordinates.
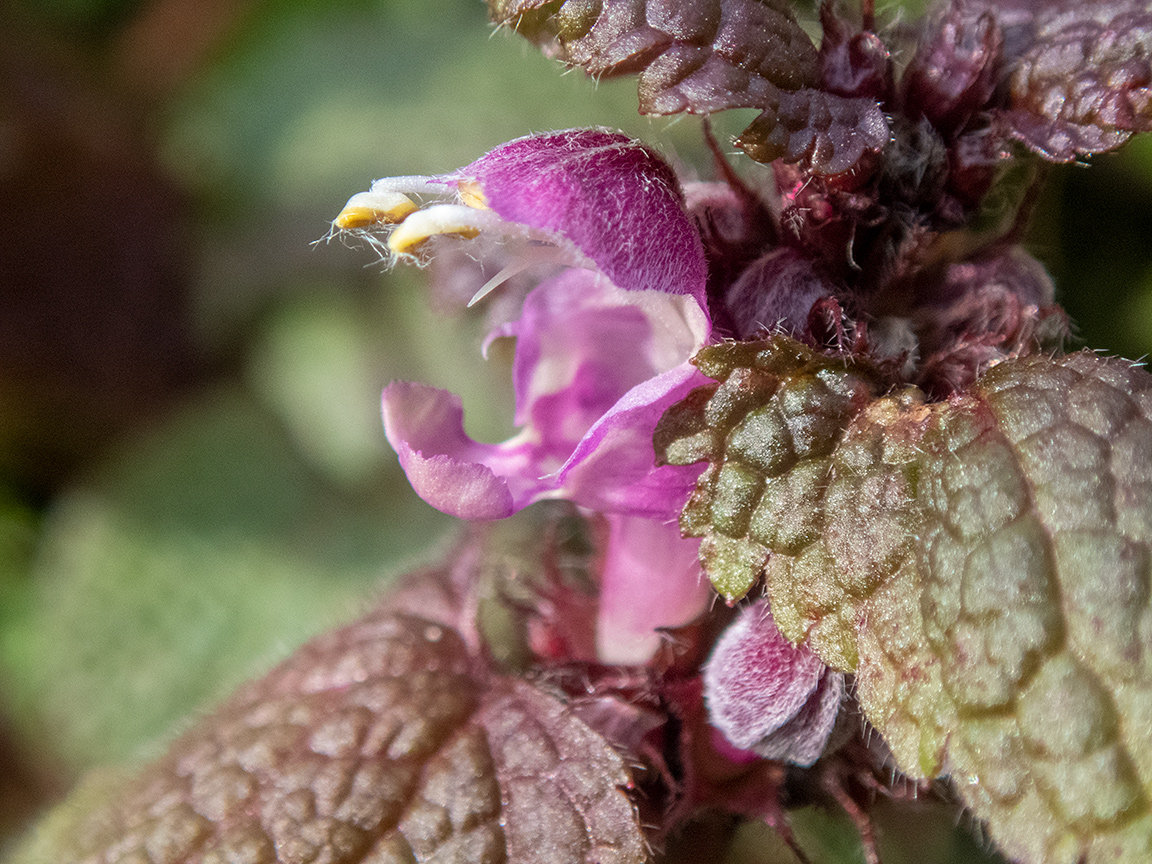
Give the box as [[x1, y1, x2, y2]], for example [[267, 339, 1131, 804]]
[[334, 128, 711, 311]]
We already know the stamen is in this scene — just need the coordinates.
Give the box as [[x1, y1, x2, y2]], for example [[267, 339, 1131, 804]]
[[334, 190, 418, 229], [387, 205, 496, 255], [458, 179, 489, 210], [368, 176, 451, 196]]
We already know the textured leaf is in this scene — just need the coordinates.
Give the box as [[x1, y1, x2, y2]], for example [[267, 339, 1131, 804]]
[[488, 0, 888, 173], [14, 597, 646, 864], [658, 338, 1152, 863], [653, 336, 886, 601], [490, 0, 820, 108], [734, 88, 889, 175], [1004, 0, 1152, 160], [881, 352, 1152, 864]]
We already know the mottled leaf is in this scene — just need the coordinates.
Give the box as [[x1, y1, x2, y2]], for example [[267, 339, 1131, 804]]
[[490, 0, 820, 109], [654, 336, 886, 601], [488, 0, 888, 173], [12, 594, 646, 864], [734, 88, 889, 175], [658, 339, 1152, 863], [1004, 0, 1152, 160], [873, 352, 1152, 864]]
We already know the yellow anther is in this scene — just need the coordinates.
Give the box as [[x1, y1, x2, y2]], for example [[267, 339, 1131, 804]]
[[333, 191, 418, 230], [458, 179, 489, 210], [335, 206, 388, 229], [387, 206, 485, 255]]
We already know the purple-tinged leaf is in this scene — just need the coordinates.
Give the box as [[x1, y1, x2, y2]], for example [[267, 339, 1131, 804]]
[[487, 1, 889, 173], [478, 679, 647, 864], [735, 88, 889, 175], [20, 595, 647, 864], [902, 5, 1003, 136], [660, 337, 1152, 863], [1004, 0, 1152, 160], [489, 0, 821, 112], [818, 2, 893, 102]]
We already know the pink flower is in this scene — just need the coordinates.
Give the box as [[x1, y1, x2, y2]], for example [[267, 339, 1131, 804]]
[[336, 128, 843, 725], [596, 514, 710, 665], [334, 129, 713, 522], [334, 130, 715, 662]]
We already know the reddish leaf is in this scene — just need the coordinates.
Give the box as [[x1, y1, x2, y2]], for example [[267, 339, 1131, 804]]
[[1004, 0, 1152, 160], [658, 337, 1152, 863], [488, 0, 888, 173], [37, 600, 646, 864], [735, 88, 889, 175], [902, 5, 1002, 136], [489, 0, 821, 111]]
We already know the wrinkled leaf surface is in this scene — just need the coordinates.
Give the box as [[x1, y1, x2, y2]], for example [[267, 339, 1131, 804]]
[[12, 599, 646, 864], [658, 337, 1152, 863], [488, 0, 888, 172]]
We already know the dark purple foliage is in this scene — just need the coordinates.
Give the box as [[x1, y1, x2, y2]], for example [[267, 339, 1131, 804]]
[[489, 0, 892, 174], [50, 567, 648, 864], [1004, 0, 1152, 160], [736, 86, 889, 174], [723, 247, 835, 338], [902, 5, 1002, 136], [490, 0, 821, 103]]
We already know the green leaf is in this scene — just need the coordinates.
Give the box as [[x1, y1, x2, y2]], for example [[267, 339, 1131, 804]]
[[658, 339, 1152, 863], [654, 336, 887, 603]]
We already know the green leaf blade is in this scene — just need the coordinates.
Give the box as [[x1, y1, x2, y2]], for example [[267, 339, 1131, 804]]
[[661, 341, 1152, 862]]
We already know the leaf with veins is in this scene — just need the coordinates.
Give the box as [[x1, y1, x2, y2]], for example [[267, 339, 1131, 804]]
[[16, 595, 646, 864]]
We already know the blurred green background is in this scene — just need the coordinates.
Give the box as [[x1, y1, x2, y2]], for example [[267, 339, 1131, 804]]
[[0, 0, 1149, 860]]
